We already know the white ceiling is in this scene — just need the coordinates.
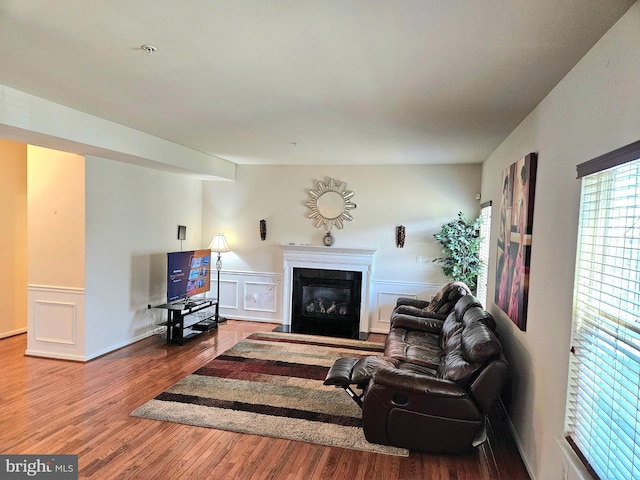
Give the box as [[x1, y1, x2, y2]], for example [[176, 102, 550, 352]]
[[0, 0, 634, 166]]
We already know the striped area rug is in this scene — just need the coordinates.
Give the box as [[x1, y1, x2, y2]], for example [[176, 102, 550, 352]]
[[131, 331, 408, 456]]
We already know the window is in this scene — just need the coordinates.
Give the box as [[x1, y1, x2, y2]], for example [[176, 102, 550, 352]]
[[477, 201, 492, 307], [566, 140, 640, 480]]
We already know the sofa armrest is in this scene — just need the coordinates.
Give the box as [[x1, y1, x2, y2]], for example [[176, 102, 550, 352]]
[[469, 356, 509, 413], [362, 367, 484, 444], [390, 313, 444, 333], [372, 367, 467, 398], [394, 305, 447, 320], [395, 297, 429, 309]]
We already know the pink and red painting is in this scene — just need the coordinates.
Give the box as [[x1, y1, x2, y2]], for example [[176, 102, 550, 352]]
[[495, 152, 537, 330]]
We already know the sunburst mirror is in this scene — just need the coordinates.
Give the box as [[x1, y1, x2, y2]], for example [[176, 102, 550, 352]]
[[305, 178, 356, 230]]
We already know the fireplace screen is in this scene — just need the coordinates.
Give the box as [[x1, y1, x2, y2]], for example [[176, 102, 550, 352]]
[[292, 268, 362, 339], [303, 285, 351, 316]]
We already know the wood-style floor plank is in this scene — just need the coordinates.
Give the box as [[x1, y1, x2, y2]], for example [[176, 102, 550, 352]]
[[0, 321, 530, 479]]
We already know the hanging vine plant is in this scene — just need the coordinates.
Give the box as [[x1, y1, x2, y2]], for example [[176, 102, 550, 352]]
[[433, 212, 481, 291]]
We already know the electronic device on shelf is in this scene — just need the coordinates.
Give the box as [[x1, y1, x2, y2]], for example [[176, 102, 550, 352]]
[[154, 249, 218, 345], [166, 249, 212, 304], [154, 297, 217, 345], [170, 298, 207, 310]]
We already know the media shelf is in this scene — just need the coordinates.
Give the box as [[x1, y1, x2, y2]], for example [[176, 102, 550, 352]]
[[154, 298, 218, 345]]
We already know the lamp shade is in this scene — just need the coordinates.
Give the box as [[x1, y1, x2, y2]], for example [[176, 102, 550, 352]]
[[209, 233, 230, 253]]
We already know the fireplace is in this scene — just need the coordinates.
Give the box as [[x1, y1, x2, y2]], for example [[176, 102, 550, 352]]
[[292, 268, 362, 339], [279, 244, 377, 340]]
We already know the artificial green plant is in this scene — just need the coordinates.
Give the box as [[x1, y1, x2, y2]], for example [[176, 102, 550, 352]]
[[433, 212, 481, 291]]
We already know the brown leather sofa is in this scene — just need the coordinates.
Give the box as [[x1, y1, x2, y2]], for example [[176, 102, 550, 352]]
[[324, 283, 509, 454]]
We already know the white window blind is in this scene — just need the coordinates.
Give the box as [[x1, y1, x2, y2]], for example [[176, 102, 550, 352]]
[[477, 202, 492, 307], [567, 154, 640, 480]]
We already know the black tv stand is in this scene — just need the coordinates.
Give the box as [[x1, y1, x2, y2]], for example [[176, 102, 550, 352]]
[[155, 299, 218, 345]]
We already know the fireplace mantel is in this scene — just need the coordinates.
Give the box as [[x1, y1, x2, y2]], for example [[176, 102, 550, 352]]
[[279, 244, 378, 260], [278, 244, 377, 338]]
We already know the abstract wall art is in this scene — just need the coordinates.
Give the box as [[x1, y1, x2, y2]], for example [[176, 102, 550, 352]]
[[495, 152, 538, 330]]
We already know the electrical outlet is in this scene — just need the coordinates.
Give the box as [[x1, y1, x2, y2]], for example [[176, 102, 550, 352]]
[[561, 461, 568, 480], [416, 256, 423, 263]]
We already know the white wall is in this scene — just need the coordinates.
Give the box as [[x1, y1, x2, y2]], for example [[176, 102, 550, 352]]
[[28, 146, 86, 288], [202, 164, 481, 328], [84, 156, 205, 359], [203, 164, 481, 279], [480, 3, 640, 479], [0, 139, 27, 338]]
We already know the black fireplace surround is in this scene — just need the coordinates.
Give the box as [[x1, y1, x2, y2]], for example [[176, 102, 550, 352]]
[[291, 268, 362, 339]]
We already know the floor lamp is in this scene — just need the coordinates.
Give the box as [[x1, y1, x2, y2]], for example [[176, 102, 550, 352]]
[[209, 233, 230, 324]]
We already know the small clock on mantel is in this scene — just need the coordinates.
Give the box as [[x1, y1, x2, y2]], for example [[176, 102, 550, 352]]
[[323, 231, 335, 247]]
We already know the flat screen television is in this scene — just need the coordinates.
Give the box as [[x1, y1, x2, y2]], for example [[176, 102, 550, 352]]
[[166, 249, 212, 304]]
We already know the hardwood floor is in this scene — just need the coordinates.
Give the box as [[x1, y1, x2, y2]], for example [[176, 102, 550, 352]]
[[0, 321, 530, 479]]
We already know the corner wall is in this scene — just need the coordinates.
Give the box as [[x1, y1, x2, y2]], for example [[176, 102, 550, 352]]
[[26, 145, 86, 360], [202, 163, 482, 331], [480, 3, 640, 479], [84, 156, 205, 359], [0, 139, 27, 338]]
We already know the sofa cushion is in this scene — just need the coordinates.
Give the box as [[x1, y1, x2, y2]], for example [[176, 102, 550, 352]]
[[385, 328, 409, 357], [453, 294, 483, 321], [386, 328, 442, 368], [396, 361, 438, 377], [423, 282, 471, 315], [437, 345, 482, 385], [442, 324, 463, 357], [461, 321, 502, 363], [462, 307, 497, 331], [405, 330, 440, 349], [441, 311, 462, 350], [404, 346, 442, 369]]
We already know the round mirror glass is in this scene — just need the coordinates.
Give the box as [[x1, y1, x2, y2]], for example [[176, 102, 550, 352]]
[[317, 191, 345, 220], [305, 178, 356, 230]]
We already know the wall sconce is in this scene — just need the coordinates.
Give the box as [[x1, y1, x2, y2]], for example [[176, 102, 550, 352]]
[[259, 219, 267, 241], [396, 225, 406, 248]]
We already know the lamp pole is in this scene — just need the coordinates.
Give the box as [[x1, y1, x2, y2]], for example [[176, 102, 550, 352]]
[[209, 233, 230, 324], [215, 251, 224, 323]]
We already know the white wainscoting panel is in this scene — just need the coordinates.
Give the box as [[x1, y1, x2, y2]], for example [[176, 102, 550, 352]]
[[215, 271, 283, 323], [218, 279, 239, 309], [369, 280, 443, 334], [216, 271, 445, 333], [26, 285, 86, 361], [34, 300, 77, 344], [244, 281, 278, 313]]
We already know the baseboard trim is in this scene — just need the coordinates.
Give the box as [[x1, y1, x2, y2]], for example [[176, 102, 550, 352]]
[[24, 348, 86, 362], [0, 327, 27, 339], [497, 398, 536, 480], [84, 331, 158, 361], [222, 315, 281, 324]]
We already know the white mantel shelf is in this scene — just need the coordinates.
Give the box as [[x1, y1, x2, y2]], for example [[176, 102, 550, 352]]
[[278, 244, 378, 258], [278, 244, 378, 336]]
